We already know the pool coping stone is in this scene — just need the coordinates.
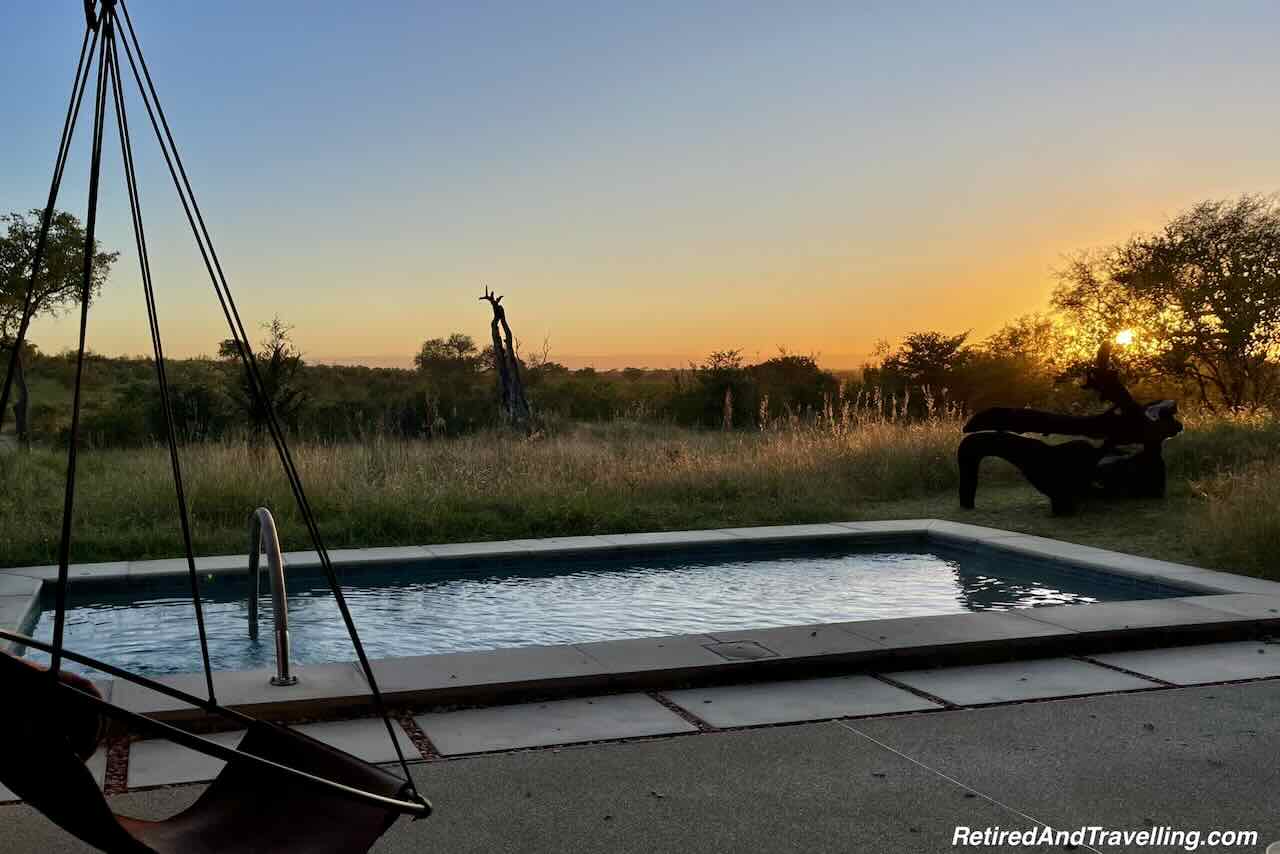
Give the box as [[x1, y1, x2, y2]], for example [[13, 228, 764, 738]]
[[5, 520, 1280, 722]]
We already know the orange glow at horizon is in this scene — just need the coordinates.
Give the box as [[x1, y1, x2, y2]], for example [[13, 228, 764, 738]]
[[9, 4, 1278, 371]]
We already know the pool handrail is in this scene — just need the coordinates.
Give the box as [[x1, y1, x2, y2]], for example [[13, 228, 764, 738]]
[[247, 507, 297, 687]]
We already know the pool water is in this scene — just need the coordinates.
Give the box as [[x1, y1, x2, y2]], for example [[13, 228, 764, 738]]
[[28, 540, 1188, 677]]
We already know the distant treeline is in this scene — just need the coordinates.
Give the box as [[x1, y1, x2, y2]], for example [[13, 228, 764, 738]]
[[7, 193, 1280, 448], [12, 322, 1167, 449]]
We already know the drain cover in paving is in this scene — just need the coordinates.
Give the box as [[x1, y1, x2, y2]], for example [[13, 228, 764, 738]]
[[704, 641, 779, 661]]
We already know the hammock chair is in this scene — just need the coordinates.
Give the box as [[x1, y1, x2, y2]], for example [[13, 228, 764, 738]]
[[0, 2, 431, 850]]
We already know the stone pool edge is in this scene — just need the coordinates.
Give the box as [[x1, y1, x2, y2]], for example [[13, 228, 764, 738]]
[[4, 519, 1280, 723]]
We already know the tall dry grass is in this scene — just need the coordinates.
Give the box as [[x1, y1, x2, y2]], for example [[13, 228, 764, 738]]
[[3, 405, 1278, 579], [1187, 460, 1280, 577], [0, 406, 971, 567]]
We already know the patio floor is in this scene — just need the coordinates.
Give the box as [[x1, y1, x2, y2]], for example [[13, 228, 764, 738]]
[[4, 671, 1278, 853]]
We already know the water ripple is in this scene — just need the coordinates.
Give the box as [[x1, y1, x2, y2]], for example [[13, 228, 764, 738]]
[[29, 546, 1175, 677]]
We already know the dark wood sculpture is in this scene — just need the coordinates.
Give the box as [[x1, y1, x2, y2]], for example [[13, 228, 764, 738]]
[[480, 286, 533, 433], [958, 344, 1183, 515]]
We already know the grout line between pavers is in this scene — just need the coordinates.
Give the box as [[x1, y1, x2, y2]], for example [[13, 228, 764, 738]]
[[647, 690, 718, 732], [834, 720, 1105, 854], [1073, 655, 1179, 688], [103, 735, 131, 796], [869, 673, 960, 710], [397, 713, 442, 761]]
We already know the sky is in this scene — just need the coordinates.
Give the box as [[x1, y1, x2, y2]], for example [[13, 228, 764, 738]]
[[3, 1, 1278, 370]]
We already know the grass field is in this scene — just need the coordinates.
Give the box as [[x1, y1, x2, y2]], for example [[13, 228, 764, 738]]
[[1, 412, 1278, 579]]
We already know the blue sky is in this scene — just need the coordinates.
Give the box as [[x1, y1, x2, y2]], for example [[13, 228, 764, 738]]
[[4, 1, 1278, 367]]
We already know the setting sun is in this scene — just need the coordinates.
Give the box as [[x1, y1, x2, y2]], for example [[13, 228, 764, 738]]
[[1114, 329, 1136, 346]]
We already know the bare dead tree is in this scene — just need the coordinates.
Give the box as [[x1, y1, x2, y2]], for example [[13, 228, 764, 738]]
[[480, 286, 533, 433]]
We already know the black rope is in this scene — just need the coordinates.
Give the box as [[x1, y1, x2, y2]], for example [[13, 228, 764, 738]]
[[106, 29, 217, 701], [0, 25, 99, 435], [51, 21, 113, 676], [112, 2, 423, 801]]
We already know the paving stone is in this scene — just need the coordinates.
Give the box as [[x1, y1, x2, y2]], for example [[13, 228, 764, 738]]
[[840, 610, 1073, 649], [665, 675, 940, 727], [0, 594, 39, 638], [371, 644, 604, 695], [1150, 570, 1280, 596], [1176, 594, 1280, 620], [50, 561, 131, 581], [925, 520, 1015, 543], [323, 546, 433, 566], [0, 749, 105, 803], [194, 554, 252, 574], [279, 550, 323, 568], [126, 557, 210, 578], [833, 519, 932, 536], [1019, 599, 1239, 634], [596, 530, 739, 547], [718, 523, 857, 541], [573, 634, 726, 672], [422, 540, 533, 558], [1, 565, 59, 582], [0, 574, 41, 597], [113, 661, 368, 716], [416, 693, 696, 755], [708, 623, 884, 659], [505, 536, 618, 554], [127, 730, 246, 788], [1092, 641, 1280, 686], [6, 562, 129, 583], [292, 718, 419, 762], [886, 657, 1159, 705]]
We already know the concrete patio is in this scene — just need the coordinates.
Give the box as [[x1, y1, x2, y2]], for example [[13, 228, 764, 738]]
[[4, 675, 1278, 853], [3, 639, 1279, 852]]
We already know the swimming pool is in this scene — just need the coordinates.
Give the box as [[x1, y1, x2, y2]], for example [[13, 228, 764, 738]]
[[27, 539, 1190, 677]]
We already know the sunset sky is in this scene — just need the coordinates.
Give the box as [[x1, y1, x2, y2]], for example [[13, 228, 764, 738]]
[[4, 1, 1278, 369]]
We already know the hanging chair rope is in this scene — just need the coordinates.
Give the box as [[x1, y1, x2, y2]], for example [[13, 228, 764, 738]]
[[105, 21, 217, 701], [112, 0, 422, 796], [5, 0, 427, 816], [50, 12, 113, 678], [110, 0, 421, 796]]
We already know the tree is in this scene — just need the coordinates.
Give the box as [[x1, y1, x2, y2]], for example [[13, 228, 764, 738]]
[[685, 349, 756, 428], [864, 332, 971, 409], [221, 316, 307, 435], [1053, 194, 1280, 411], [750, 351, 839, 421], [0, 209, 118, 445], [966, 314, 1074, 410], [880, 331, 970, 388], [411, 331, 488, 435], [414, 333, 480, 374], [982, 314, 1066, 368]]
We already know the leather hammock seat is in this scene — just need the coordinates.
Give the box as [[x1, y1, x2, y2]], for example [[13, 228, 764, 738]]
[[0, 652, 413, 854]]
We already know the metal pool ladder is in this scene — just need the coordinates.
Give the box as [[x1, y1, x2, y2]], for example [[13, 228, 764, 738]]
[[247, 507, 298, 686]]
